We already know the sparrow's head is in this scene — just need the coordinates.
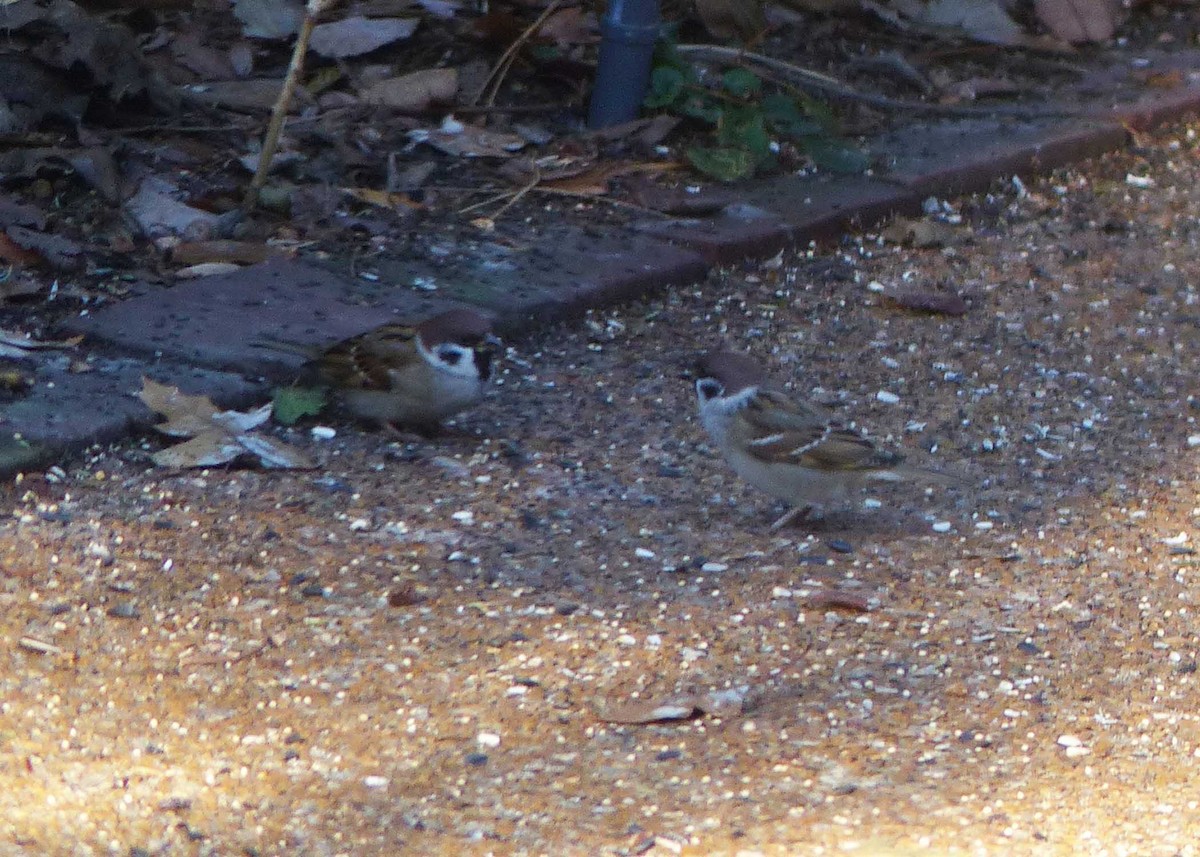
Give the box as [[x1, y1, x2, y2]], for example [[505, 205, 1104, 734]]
[[695, 349, 766, 403], [417, 309, 502, 380]]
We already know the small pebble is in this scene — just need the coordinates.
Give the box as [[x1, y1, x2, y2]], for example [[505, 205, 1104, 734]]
[[876, 391, 900, 404], [932, 521, 952, 533], [700, 562, 728, 573], [655, 749, 682, 762], [974, 521, 994, 530], [310, 426, 336, 440], [465, 752, 488, 767], [476, 732, 501, 748], [617, 634, 638, 646], [505, 686, 528, 697], [451, 510, 474, 525], [1056, 734, 1083, 748], [828, 539, 853, 554], [863, 498, 882, 509], [635, 547, 656, 559], [1162, 532, 1189, 547], [1189, 435, 1200, 448], [771, 587, 793, 599], [107, 603, 140, 619], [363, 776, 388, 789]]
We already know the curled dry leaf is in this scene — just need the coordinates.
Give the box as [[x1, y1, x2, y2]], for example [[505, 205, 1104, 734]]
[[408, 118, 526, 158], [310, 16, 419, 58], [1033, 0, 1120, 44], [885, 288, 969, 317], [137, 378, 315, 470], [806, 589, 872, 612], [360, 68, 457, 112]]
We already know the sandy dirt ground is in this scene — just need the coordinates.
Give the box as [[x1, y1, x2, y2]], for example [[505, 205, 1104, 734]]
[[2, 123, 1200, 856]]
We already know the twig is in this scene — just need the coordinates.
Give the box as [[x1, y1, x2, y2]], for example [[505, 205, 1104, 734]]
[[471, 0, 564, 107], [243, 0, 335, 212], [674, 43, 1077, 119]]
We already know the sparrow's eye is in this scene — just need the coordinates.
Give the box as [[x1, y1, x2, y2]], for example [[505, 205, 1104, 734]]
[[696, 378, 723, 401]]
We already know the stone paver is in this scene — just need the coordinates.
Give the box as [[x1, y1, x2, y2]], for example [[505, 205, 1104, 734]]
[[15, 47, 1200, 475]]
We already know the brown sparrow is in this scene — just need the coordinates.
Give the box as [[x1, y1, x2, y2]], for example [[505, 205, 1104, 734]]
[[694, 349, 958, 529], [260, 308, 501, 433]]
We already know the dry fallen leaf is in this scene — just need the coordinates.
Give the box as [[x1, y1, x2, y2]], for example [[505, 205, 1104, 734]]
[[408, 117, 526, 159], [137, 378, 315, 470], [360, 68, 457, 112]]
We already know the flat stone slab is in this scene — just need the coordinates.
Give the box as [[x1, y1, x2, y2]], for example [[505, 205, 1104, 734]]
[[19, 49, 1200, 479], [0, 352, 264, 475], [64, 227, 708, 381]]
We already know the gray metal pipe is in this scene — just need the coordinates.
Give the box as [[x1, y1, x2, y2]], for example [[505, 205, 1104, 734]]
[[587, 0, 661, 128]]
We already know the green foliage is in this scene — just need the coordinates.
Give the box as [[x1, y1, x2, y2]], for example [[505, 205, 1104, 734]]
[[271, 385, 327, 425], [643, 42, 868, 182]]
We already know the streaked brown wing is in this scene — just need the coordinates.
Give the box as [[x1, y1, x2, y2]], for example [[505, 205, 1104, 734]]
[[740, 389, 902, 472], [318, 325, 417, 392]]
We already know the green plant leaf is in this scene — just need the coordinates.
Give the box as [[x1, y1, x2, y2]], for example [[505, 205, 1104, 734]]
[[685, 146, 757, 182], [272, 386, 327, 425], [680, 95, 723, 124], [645, 66, 687, 109], [717, 105, 772, 161], [802, 137, 870, 174], [722, 68, 762, 98], [761, 93, 822, 137]]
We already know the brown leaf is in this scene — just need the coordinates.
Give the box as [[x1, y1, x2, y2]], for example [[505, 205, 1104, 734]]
[[1033, 0, 1120, 44], [409, 119, 526, 159], [695, 0, 764, 42], [310, 16, 419, 59], [342, 187, 426, 211], [169, 240, 292, 267], [360, 68, 458, 112], [536, 7, 598, 46], [806, 589, 872, 612], [5, 226, 83, 270], [0, 232, 45, 267], [886, 289, 969, 317], [138, 378, 220, 437]]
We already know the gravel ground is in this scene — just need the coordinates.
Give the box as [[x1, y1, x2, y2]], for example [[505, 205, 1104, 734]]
[[3, 123, 1200, 857]]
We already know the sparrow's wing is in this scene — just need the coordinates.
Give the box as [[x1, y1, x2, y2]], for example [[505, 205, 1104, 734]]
[[738, 389, 903, 472], [317, 325, 419, 392]]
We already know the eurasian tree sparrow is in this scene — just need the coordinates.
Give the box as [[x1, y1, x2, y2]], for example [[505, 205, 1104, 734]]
[[694, 349, 959, 529], [260, 308, 501, 433]]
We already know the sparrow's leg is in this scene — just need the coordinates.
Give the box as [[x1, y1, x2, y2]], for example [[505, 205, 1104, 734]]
[[769, 504, 821, 531]]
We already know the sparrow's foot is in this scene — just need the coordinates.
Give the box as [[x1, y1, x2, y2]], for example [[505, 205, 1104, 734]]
[[381, 422, 439, 443], [769, 504, 822, 531]]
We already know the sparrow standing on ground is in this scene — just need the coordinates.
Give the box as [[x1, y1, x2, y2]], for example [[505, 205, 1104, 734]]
[[260, 308, 501, 433], [693, 349, 958, 529]]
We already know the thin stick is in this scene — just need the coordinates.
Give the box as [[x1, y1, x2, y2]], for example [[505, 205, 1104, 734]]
[[674, 43, 1076, 118], [471, 0, 564, 107], [243, 0, 335, 212]]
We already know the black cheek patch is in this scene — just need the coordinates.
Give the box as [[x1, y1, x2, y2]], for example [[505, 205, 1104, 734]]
[[697, 379, 722, 401], [438, 347, 463, 366]]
